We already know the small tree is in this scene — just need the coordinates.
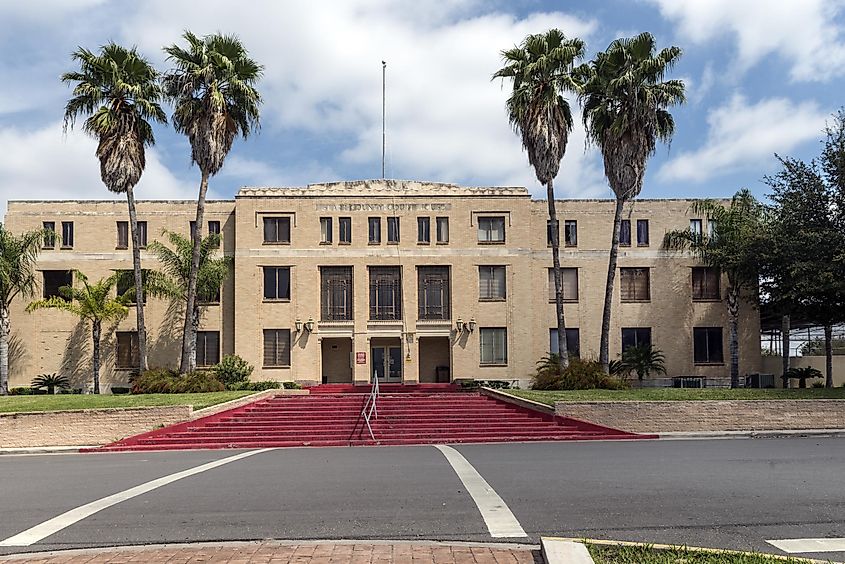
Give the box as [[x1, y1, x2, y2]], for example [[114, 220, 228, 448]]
[[27, 272, 130, 394], [620, 344, 666, 381]]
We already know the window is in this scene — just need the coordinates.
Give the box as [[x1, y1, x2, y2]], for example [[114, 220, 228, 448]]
[[436, 217, 449, 244], [42, 270, 72, 300], [190, 220, 197, 244], [263, 267, 291, 301], [546, 220, 557, 246], [320, 217, 333, 244], [694, 327, 723, 364], [477, 216, 505, 243], [208, 221, 221, 236], [116, 221, 129, 249], [263, 329, 291, 367], [479, 265, 506, 301], [339, 217, 352, 244], [636, 219, 649, 246], [196, 331, 220, 367], [61, 221, 74, 249], [480, 328, 507, 365], [620, 268, 650, 302], [42, 222, 56, 249], [692, 267, 721, 301], [137, 221, 147, 248], [622, 327, 652, 352], [417, 217, 430, 244], [690, 219, 703, 239], [116, 331, 139, 369], [418, 266, 450, 320], [619, 220, 631, 247], [550, 328, 581, 358], [369, 266, 402, 320], [369, 217, 382, 244], [116, 270, 147, 304], [263, 217, 291, 244], [321, 266, 353, 321], [564, 220, 577, 247], [386, 217, 399, 244], [707, 219, 717, 239], [548, 268, 579, 302]]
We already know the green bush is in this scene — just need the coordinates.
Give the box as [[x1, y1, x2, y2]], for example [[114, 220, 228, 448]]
[[531, 355, 629, 391], [131, 368, 225, 394], [31, 373, 70, 394], [812, 380, 826, 388], [282, 381, 302, 389], [229, 380, 283, 391], [212, 355, 254, 389], [9, 387, 35, 395], [172, 371, 225, 393]]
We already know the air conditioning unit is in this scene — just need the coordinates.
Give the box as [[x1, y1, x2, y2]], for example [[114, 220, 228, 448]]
[[745, 373, 775, 388], [673, 376, 704, 388]]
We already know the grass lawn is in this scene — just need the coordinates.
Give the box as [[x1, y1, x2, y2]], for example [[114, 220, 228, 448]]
[[508, 387, 845, 405], [0, 391, 256, 413], [587, 543, 817, 563]]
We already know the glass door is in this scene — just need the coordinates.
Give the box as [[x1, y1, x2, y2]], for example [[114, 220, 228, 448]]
[[372, 345, 403, 382], [387, 346, 402, 381], [371, 346, 386, 382]]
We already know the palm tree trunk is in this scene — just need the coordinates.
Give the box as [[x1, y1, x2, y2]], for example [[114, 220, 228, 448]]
[[181, 171, 209, 374], [126, 185, 148, 373], [600, 197, 625, 373], [824, 323, 834, 388], [727, 285, 740, 388], [92, 320, 101, 394], [0, 306, 9, 395], [546, 180, 569, 369], [781, 315, 790, 387]]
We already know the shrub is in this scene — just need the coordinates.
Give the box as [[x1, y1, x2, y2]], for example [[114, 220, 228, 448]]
[[110, 386, 131, 395], [9, 387, 34, 395], [783, 366, 823, 388], [282, 381, 301, 389], [478, 380, 511, 389], [811, 380, 826, 388], [459, 380, 480, 390], [172, 371, 225, 393], [230, 380, 283, 392], [531, 356, 629, 391], [212, 355, 254, 389], [31, 373, 70, 394], [132, 368, 225, 394]]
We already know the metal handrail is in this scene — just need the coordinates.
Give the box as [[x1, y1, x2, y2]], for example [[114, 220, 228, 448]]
[[361, 375, 380, 441]]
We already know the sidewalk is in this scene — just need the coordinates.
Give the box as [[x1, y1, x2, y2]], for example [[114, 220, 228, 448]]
[[0, 540, 542, 563]]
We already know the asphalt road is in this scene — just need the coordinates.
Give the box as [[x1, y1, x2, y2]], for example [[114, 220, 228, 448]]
[[0, 437, 843, 561]]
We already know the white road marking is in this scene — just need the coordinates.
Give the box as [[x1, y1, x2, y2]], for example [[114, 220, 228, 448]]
[[767, 538, 845, 554], [433, 444, 527, 538], [0, 448, 274, 547]]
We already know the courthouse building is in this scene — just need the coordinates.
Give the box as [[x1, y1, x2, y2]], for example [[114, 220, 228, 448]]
[[3, 179, 761, 391]]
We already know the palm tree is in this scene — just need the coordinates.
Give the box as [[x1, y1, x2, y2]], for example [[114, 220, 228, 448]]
[[0, 225, 44, 395], [620, 344, 666, 382], [62, 43, 167, 374], [146, 230, 232, 367], [578, 32, 685, 373], [162, 31, 262, 374], [27, 272, 130, 394], [663, 189, 766, 388], [493, 29, 585, 369]]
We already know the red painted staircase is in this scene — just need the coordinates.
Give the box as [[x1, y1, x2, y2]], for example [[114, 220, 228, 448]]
[[92, 390, 651, 451]]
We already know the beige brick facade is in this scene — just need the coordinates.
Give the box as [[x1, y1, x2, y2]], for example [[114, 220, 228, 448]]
[[3, 179, 761, 390]]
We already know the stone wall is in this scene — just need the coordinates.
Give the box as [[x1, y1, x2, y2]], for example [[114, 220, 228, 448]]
[[555, 400, 845, 433], [0, 406, 191, 448]]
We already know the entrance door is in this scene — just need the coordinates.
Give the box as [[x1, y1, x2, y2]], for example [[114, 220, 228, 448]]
[[371, 345, 402, 382]]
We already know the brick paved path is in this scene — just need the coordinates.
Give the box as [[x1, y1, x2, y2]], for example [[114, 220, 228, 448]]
[[0, 541, 542, 563]]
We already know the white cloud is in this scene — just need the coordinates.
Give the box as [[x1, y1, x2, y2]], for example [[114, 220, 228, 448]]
[[649, 0, 845, 82], [0, 122, 196, 219], [657, 95, 829, 183]]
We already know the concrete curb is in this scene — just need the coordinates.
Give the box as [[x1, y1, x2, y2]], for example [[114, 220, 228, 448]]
[[541, 538, 594, 563], [0, 445, 91, 456], [659, 429, 845, 440]]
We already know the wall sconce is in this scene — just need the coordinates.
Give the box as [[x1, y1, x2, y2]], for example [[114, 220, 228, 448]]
[[304, 317, 315, 333], [295, 318, 303, 333], [455, 317, 464, 333], [466, 317, 477, 333]]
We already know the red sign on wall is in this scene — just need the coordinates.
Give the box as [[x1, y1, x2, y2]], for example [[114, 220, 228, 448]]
[[356, 352, 367, 364]]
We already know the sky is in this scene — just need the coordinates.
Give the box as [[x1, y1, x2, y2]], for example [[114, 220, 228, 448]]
[[1, 0, 844, 217]]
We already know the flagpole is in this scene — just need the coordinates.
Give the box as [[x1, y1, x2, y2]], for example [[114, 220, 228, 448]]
[[382, 60, 386, 180]]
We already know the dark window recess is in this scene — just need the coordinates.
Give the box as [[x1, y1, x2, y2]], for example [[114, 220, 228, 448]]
[[637, 219, 649, 246], [196, 331, 220, 367], [190, 220, 197, 244], [208, 221, 221, 236], [138, 221, 147, 247], [417, 217, 430, 244], [620, 267, 650, 302], [320, 217, 333, 244], [116, 221, 129, 249], [619, 219, 631, 246], [387, 217, 399, 243], [477, 217, 505, 243], [479, 265, 506, 300], [61, 221, 74, 248], [42, 222, 56, 248], [116, 331, 139, 369], [116, 270, 147, 304], [369, 217, 382, 244], [263, 267, 291, 300], [321, 266, 353, 321], [622, 327, 652, 352], [263, 217, 291, 244], [546, 220, 558, 246], [339, 217, 352, 244], [369, 266, 402, 320], [550, 328, 581, 358], [42, 270, 72, 300], [564, 220, 577, 246], [694, 327, 724, 364], [263, 329, 291, 367], [418, 266, 450, 320], [692, 267, 721, 300], [436, 217, 449, 243]]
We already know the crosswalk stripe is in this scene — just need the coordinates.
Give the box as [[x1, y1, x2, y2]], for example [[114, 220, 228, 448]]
[[767, 538, 845, 554]]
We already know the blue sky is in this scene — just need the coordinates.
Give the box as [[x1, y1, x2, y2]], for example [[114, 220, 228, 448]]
[[1, 0, 843, 215]]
